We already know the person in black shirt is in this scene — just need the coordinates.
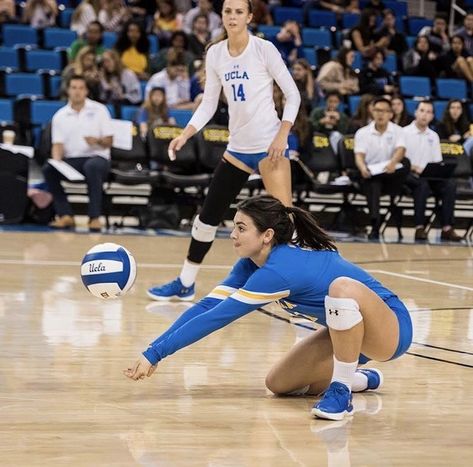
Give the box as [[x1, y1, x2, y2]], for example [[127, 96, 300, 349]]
[[359, 48, 395, 95], [375, 9, 407, 56], [438, 35, 473, 82]]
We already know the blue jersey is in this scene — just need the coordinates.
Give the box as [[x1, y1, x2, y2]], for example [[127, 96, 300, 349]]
[[143, 245, 398, 365]]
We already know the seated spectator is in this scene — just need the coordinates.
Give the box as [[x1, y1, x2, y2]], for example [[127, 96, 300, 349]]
[[365, 0, 385, 15], [316, 48, 360, 96], [403, 101, 462, 242], [149, 31, 195, 75], [43, 75, 113, 232], [98, 49, 141, 104], [187, 14, 210, 61], [348, 93, 374, 132], [274, 20, 303, 66], [71, 0, 100, 37], [98, 0, 131, 32], [375, 9, 407, 56], [436, 99, 471, 143], [114, 19, 150, 80], [454, 11, 473, 56], [68, 21, 105, 62], [136, 87, 176, 138], [438, 35, 473, 82], [349, 9, 389, 57], [183, 0, 222, 39], [250, 0, 273, 29], [0, 0, 16, 24], [310, 91, 349, 152], [359, 48, 395, 95], [62, 46, 101, 101], [354, 97, 409, 239], [152, 0, 184, 46], [418, 13, 450, 55], [22, 0, 57, 28], [402, 35, 439, 80], [319, 0, 359, 14], [145, 49, 193, 109], [391, 94, 413, 127], [291, 58, 322, 113]]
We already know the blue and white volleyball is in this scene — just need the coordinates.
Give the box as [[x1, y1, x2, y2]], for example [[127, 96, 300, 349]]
[[80, 243, 136, 299]]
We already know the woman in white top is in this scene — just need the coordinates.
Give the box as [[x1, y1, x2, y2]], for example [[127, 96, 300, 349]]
[[148, 0, 301, 301], [70, 0, 100, 37]]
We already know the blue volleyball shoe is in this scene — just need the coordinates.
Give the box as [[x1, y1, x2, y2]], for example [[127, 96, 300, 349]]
[[311, 382, 353, 421], [356, 368, 383, 391], [147, 278, 195, 301]]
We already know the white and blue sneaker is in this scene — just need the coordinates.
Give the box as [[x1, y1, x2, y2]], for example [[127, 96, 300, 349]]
[[311, 382, 353, 421], [147, 278, 195, 301], [356, 368, 383, 391]]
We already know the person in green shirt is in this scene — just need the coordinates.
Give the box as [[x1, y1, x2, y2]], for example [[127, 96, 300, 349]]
[[68, 20, 106, 62]]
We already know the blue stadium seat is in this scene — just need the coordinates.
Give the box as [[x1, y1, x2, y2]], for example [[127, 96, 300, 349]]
[[302, 47, 316, 67], [257, 25, 280, 40], [4, 73, 43, 96], [433, 100, 448, 119], [3, 25, 38, 47], [148, 35, 159, 54], [59, 8, 74, 28], [139, 81, 147, 100], [404, 98, 418, 115], [103, 32, 117, 49], [408, 18, 433, 35], [399, 76, 431, 97], [25, 49, 62, 72], [0, 99, 13, 122], [272, 7, 304, 25], [384, 53, 397, 73], [44, 28, 77, 49], [352, 51, 363, 70], [342, 13, 360, 30], [436, 79, 467, 100], [385, 0, 408, 17], [302, 28, 332, 48], [348, 95, 361, 115], [30, 100, 65, 125], [121, 105, 139, 121], [169, 109, 193, 127], [308, 10, 337, 29], [406, 36, 416, 48], [49, 75, 62, 99], [0, 47, 19, 70], [106, 104, 116, 118]]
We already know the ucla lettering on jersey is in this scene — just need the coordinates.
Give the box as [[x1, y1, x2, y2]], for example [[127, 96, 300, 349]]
[[224, 70, 250, 81]]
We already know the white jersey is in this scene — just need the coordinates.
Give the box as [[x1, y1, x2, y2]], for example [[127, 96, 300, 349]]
[[188, 35, 301, 153]]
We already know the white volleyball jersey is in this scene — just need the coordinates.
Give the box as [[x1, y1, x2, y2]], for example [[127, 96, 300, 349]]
[[188, 35, 301, 153]]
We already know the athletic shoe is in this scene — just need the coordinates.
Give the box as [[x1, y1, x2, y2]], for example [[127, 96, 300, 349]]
[[356, 368, 383, 391], [147, 277, 195, 301], [311, 382, 353, 421]]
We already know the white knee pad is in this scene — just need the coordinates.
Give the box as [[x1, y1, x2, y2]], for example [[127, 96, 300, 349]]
[[191, 216, 219, 242], [325, 296, 362, 331]]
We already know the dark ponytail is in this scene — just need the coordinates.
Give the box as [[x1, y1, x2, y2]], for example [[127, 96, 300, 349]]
[[237, 196, 337, 252]]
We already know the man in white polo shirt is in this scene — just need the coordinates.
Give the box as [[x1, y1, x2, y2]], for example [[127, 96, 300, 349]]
[[403, 100, 461, 242], [354, 96, 409, 239], [42, 75, 113, 232]]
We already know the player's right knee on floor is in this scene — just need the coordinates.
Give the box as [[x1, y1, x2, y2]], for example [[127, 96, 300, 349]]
[[325, 296, 363, 331], [191, 215, 218, 242]]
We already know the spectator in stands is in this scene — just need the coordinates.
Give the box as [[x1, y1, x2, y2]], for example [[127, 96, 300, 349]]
[[152, 0, 184, 46], [98, 49, 141, 104], [62, 46, 101, 101], [316, 47, 359, 96], [43, 75, 113, 232], [114, 19, 150, 80], [418, 13, 450, 55], [98, 0, 130, 32], [71, 0, 100, 37], [69, 21, 105, 61], [436, 99, 471, 143], [318, 0, 359, 14], [438, 35, 473, 82], [348, 93, 374, 132], [310, 91, 349, 152], [136, 87, 176, 139], [454, 11, 473, 56], [145, 49, 193, 110], [22, 0, 57, 28], [391, 94, 413, 127], [403, 100, 462, 242], [183, 0, 222, 39], [375, 9, 407, 56], [354, 97, 409, 239], [349, 9, 389, 58], [274, 20, 303, 66], [187, 14, 211, 60], [402, 35, 439, 80], [250, 0, 272, 29], [359, 48, 395, 95], [0, 0, 16, 24], [149, 31, 195, 75], [364, 0, 385, 15], [291, 58, 322, 113]]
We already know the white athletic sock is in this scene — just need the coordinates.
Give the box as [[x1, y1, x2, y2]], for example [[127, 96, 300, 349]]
[[351, 370, 368, 392], [331, 356, 358, 391], [179, 260, 200, 287]]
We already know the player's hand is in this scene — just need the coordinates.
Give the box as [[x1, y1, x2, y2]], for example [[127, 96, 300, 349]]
[[384, 160, 397, 174], [84, 136, 99, 146], [360, 166, 371, 179], [168, 135, 188, 161], [123, 354, 158, 381], [267, 134, 287, 164]]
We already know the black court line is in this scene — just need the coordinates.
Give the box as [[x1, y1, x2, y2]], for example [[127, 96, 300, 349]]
[[258, 309, 473, 369], [355, 258, 470, 266], [409, 306, 473, 313], [412, 342, 473, 356]]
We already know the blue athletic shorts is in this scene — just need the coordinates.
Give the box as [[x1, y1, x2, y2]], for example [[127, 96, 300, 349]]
[[226, 149, 290, 172], [358, 295, 413, 364]]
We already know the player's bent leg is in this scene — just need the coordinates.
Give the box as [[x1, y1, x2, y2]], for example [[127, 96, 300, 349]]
[[259, 156, 293, 207]]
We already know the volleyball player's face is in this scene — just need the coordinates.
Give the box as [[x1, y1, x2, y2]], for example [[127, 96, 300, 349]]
[[231, 212, 267, 258], [222, 0, 252, 35]]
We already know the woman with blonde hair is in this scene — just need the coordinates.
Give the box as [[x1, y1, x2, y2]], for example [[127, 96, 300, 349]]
[[22, 0, 57, 28], [70, 0, 100, 37]]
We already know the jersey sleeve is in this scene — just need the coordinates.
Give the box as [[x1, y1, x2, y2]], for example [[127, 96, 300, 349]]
[[187, 46, 222, 132], [264, 41, 301, 124]]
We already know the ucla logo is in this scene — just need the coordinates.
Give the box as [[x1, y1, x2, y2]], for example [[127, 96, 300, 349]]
[[224, 70, 249, 81], [89, 262, 106, 273]]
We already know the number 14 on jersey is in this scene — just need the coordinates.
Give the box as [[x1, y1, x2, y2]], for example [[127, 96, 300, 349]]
[[231, 84, 246, 101]]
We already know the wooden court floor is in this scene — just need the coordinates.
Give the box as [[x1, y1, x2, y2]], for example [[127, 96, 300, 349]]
[[1, 231, 473, 466]]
